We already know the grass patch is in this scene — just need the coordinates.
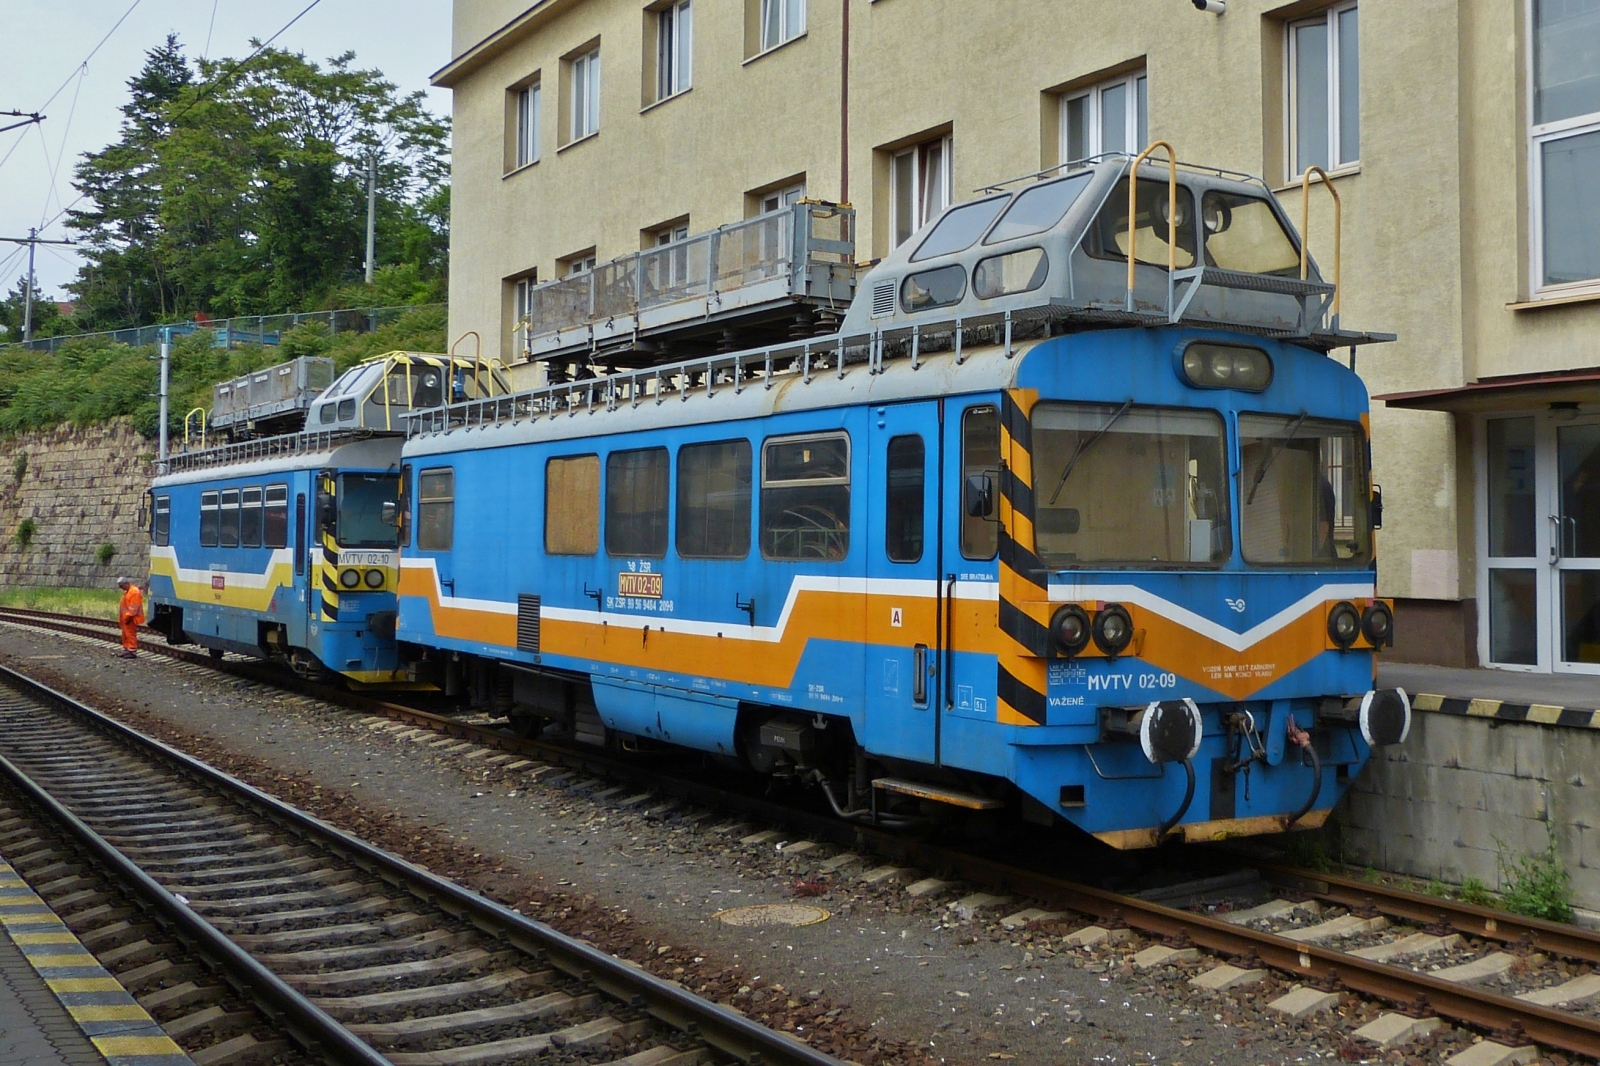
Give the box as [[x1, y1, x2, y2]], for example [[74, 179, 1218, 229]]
[[0, 586, 122, 620]]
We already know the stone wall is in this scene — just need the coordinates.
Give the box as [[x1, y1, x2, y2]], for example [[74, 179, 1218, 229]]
[[0, 419, 152, 589], [1339, 711, 1600, 909]]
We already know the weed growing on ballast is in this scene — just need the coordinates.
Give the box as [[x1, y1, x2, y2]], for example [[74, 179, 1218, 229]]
[[1497, 834, 1572, 923]]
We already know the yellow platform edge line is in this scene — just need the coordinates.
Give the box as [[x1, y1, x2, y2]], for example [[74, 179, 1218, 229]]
[[0, 856, 195, 1065]]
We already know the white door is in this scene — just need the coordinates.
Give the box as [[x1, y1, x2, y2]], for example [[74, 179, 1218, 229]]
[[1550, 417, 1600, 674], [1480, 412, 1600, 673]]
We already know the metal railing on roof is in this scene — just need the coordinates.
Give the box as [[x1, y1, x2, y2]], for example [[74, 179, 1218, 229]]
[[160, 429, 380, 476], [3, 304, 444, 353]]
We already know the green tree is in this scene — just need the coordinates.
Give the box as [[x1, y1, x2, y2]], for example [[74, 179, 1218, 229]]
[[0, 279, 75, 343], [67, 37, 449, 329]]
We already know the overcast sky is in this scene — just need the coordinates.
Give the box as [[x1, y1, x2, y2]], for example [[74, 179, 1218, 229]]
[[0, 0, 454, 303]]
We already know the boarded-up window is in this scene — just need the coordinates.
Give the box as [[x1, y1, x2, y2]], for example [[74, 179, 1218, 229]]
[[546, 455, 600, 555], [418, 468, 454, 551], [606, 448, 670, 557], [677, 440, 751, 558]]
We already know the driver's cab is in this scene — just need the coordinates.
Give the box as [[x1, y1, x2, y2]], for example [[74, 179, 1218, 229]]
[[308, 352, 512, 433]]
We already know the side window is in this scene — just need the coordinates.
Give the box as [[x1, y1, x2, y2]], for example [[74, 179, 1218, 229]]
[[264, 484, 289, 549], [962, 406, 1000, 560], [241, 486, 263, 548], [677, 440, 752, 559], [398, 464, 412, 548], [885, 435, 925, 563], [200, 491, 220, 547], [546, 455, 600, 555], [606, 448, 670, 558], [418, 468, 454, 551], [338, 398, 357, 420], [761, 433, 850, 561], [219, 488, 241, 548], [153, 495, 170, 547]]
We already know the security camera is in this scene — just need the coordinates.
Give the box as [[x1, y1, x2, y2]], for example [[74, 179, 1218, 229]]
[[1192, 0, 1226, 12]]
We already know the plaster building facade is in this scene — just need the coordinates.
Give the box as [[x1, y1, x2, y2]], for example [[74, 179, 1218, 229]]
[[434, 0, 1600, 673]]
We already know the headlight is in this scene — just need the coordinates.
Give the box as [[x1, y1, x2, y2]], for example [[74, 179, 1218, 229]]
[[1361, 602, 1393, 648], [364, 568, 385, 589], [338, 568, 361, 589], [1180, 342, 1273, 391], [1092, 604, 1134, 658], [1050, 605, 1091, 657], [1327, 601, 1360, 649]]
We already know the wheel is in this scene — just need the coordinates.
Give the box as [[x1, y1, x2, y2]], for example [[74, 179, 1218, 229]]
[[208, 647, 224, 661]]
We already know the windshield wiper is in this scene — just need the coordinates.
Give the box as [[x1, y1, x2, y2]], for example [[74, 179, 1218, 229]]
[[1245, 410, 1310, 505], [1049, 398, 1133, 505]]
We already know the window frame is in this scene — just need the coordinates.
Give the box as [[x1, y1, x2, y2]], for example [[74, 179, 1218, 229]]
[[153, 495, 170, 547], [570, 47, 601, 142], [199, 491, 219, 548], [1060, 70, 1148, 165], [605, 447, 671, 559], [515, 80, 541, 169], [1286, 2, 1360, 178], [960, 406, 1001, 561], [1527, 0, 1600, 296], [240, 485, 263, 549], [760, 431, 852, 562], [264, 483, 289, 550], [512, 272, 537, 361], [417, 467, 455, 553], [759, 0, 806, 53], [675, 438, 753, 560], [889, 134, 953, 250], [884, 434, 926, 564], [218, 487, 241, 548], [656, 0, 692, 102]]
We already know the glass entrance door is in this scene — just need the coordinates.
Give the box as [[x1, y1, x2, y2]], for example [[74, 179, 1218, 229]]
[[1555, 422, 1600, 673], [1481, 413, 1600, 673]]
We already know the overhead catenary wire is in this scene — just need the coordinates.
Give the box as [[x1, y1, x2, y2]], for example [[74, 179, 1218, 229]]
[[165, 0, 326, 126]]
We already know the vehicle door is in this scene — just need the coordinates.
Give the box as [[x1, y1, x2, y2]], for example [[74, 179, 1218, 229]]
[[863, 401, 943, 764]]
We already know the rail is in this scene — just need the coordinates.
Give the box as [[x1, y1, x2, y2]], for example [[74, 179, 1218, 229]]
[[1126, 140, 1181, 307], [1300, 165, 1343, 324]]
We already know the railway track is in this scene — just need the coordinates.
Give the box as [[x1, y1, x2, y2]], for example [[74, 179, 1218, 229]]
[[0, 658, 844, 1066], [6, 606, 1600, 1058]]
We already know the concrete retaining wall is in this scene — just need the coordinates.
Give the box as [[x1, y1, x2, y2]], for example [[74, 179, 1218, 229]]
[[0, 420, 152, 588], [1340, 711, 1600, 908]]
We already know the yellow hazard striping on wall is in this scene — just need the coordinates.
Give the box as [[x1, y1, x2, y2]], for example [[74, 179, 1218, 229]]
[[0, 854, 194, 1065]]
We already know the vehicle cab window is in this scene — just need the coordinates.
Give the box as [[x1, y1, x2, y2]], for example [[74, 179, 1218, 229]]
[[338, 473, 401, 549], [1239, 414, 1370, 565]]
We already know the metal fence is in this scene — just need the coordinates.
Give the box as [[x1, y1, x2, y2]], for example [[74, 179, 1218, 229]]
[[2, 303, 445, 353]]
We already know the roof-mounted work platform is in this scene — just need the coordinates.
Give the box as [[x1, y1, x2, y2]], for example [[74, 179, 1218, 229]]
[[209, 357, 335, 438], [516, 201, 856, 370]]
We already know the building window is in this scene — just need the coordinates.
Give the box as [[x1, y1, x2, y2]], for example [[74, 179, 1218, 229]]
[[1532, 0, 1600, 290], [758, 182, 806, 215], [761, 0, 805, 52], [512, 272, 537, 360], [515, 81, 540, 168], [1061, 71, 1147, 163], [569, 47, 600, 141], [890, 135, 952, 249], [1288, 3, 1359, 176], [656, 1, 692, 101]]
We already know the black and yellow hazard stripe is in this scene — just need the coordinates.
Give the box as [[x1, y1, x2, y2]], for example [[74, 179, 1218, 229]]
[[995, 389, 1050, 725], [0, 856, 193, 1065], [316, 471, 340, 622]]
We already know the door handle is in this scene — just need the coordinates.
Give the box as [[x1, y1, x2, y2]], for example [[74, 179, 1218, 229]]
[[1551, 515, 1562, 564], [913, 644, 928, 705]]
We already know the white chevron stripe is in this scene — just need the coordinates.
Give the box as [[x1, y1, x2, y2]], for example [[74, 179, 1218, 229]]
[[1047, 581, 1375, 652]]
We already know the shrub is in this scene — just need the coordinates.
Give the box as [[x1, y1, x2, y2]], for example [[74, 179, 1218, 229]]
[[96, 542, 117, 565], [11, 453, 24, 483], [1498, 835, 1572, 923], [14, 517, 35, 548]]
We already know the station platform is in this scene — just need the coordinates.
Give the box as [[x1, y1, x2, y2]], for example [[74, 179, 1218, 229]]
[[0, 855, 191, 1066], [1380, 662, 1600, 724]]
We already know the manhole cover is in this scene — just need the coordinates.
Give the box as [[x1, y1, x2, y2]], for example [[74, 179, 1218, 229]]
[[713, 903, 831, 928]]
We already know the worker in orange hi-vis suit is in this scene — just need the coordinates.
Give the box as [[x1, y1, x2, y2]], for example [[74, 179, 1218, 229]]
[[115, 577, 144, 659]]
